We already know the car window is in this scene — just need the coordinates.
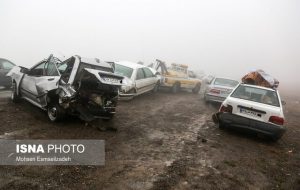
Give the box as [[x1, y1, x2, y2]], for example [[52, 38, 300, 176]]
[[1, 61, 14, 70], [57, 62, 68, 74], [136, 68, 145, 80], [114, 64, 133, 78], [45, 61, 59, 76], [30, 61, 47, 76], [231, 85, 280, 107], [60, 62, 74, 83], [214, 78, 239, 87], [188, 71, 196, 78], [143, 68, 154, 78]]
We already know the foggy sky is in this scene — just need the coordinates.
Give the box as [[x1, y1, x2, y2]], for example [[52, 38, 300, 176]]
[[0, 0, 299, 90]]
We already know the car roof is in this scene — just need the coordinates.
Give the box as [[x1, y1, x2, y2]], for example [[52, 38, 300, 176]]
[[115, 61, 144, 69], [214, 77, 239, 82], [240, 83, 276, 92]]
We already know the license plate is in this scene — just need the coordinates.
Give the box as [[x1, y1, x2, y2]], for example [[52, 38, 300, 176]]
[[102, 77, 121, 84], [240, 108, 259, 117]]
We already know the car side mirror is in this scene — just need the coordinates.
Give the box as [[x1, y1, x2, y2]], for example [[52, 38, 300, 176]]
[[20, 67, 30, 74], [281, 100, 286, 105]]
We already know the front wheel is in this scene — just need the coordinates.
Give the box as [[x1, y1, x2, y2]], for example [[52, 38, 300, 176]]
[[11, 82, 20, 103], [153, 82, 160, 93], [171, 83, 180, 93], [47, 104, 65, 122], [218, 122, 226, 130], [192, 83, 201, 94]]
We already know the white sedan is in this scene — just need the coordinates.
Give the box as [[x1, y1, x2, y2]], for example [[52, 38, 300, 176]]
[[213, 83, 286, 141], [113, 61, 161, 98]]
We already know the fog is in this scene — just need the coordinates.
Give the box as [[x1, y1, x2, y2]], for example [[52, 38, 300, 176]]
[[0, 0, 299, 92]]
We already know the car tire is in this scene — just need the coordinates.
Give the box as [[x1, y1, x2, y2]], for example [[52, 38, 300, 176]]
[[192, 83, 201, 94], [47, 104, 65, 122], [218, 122, 226, 129], [171, 83, 180, 93], [153, 82, 160, 93], [11, 82, 20, 103], [271, 135, 281, 142]]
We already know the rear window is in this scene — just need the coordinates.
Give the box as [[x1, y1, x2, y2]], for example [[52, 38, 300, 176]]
[[214, 78, 239, 87], [115, 64, 133, 78], [231, 85, 280, 107]]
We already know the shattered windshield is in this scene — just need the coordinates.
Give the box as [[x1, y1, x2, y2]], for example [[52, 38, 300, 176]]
[[57, 63, 68, 74], [114, 64, 133, 78]]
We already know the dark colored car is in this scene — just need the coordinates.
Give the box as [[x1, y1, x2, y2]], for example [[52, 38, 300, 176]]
[[0, 58, 15, 88]]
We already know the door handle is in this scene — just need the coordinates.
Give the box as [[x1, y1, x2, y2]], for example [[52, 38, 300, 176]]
[[48, 78, 55, 81]]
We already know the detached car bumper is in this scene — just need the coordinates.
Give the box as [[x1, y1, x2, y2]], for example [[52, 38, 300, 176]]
[[217, 112, 286, 139]]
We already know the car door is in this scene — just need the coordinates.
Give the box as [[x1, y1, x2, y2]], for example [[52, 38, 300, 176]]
[[20, 61, 46, 102], [35, 60, 60, 106], [135, 68, 147, 94], [142, 67, 157, 92], [20, 60, 60, 105]]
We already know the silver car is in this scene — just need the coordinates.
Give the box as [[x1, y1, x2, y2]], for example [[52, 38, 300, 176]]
[[7, 55, 123, 122], [113, 61, 161, 99], [204, 77, 239, 103]]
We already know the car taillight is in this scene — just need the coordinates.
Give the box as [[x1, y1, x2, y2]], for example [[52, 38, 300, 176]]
[[210, 89, 221, 94], [220, 104, 233, 113], [269, 116, 284, 125]]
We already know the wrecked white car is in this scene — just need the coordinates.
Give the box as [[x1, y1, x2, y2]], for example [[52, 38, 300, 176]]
[[113, 61, 161, 99], [7, 55, 124, 122]]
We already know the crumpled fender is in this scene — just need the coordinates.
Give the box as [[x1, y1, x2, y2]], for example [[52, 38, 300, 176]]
[[6, 66, 24, 95]]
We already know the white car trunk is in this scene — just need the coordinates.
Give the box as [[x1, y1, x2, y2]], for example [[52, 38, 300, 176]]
[[226, 97, 282, 123]]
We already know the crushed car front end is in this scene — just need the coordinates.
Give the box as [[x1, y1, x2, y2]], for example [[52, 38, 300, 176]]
[[8, 55, 124, 122], [56, 60, 124, 122]]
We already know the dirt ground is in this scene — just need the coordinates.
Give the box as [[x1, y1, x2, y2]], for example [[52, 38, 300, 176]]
[[0, 88, 299, 190]]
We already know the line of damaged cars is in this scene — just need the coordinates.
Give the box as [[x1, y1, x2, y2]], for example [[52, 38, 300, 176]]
[[6, 55, 164, 122], [4, 55, 286, 141], [5, 55, 201, 124]]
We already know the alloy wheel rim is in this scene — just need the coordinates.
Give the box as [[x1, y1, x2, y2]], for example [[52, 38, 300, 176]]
[[48, 107, 57, 120]]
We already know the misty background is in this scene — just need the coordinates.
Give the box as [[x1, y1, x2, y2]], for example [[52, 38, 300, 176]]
[[0, 0, 299, 93]]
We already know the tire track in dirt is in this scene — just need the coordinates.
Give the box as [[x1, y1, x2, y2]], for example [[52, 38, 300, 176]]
[[149, 115, 208, 190]]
